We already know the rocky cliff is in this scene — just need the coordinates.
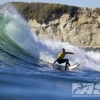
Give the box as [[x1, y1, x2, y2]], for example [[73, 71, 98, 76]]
[[4, 2, 100, 50], [28, 7, 100, 50]]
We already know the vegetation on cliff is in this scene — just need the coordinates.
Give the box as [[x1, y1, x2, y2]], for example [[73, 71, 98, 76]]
[[12, 2, 79, 24]]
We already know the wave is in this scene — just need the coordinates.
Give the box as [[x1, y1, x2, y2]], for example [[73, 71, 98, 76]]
[[0, 5, 100, 72]]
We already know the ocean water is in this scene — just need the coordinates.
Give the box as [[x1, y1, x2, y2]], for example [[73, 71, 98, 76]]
[[0, 5, 100, 100]]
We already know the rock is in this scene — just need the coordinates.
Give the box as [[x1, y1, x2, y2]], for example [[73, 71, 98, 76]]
[[28, 7, 100, 49]]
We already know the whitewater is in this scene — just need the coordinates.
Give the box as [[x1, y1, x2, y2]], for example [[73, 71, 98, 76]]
[[0, 5, 100, 100]]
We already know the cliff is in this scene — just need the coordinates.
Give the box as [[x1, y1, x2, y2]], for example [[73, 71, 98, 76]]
[[4, 2, 100, 50], [28, 7, 100, 50]]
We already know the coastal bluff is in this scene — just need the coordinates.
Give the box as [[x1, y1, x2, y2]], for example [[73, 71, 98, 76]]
[[3, 2, 100, 50]]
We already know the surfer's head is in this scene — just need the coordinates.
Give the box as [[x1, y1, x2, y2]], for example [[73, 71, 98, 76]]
[[62, 48, 65, 52]]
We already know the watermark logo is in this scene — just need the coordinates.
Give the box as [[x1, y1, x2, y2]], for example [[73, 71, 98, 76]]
[[72, 83, 100, 97]]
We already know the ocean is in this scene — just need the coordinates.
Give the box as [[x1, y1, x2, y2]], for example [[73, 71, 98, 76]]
[[0, 5, 100, 100]]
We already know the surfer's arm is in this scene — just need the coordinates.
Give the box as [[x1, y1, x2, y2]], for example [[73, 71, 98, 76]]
[[53, 59, 57, 67], [66, 52, 74, 54]]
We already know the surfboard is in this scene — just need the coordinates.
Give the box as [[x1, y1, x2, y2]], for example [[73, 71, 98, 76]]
[[54, 63, 80, 71], [68, 64, 80, 70]]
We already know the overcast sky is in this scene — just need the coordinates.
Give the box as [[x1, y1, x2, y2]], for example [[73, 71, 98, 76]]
[[1, 0, 100, 8]]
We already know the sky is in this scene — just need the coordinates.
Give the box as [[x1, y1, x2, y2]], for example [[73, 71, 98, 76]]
[[0, 0, 100, 8]]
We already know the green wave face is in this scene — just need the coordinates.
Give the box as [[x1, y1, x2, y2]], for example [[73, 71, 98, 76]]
[[0, 8, 34, 60]]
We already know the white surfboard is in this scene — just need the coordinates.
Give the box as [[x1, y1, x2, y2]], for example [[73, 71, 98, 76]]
[[68, 64, 80, 70], [54, 63, 80, 71]]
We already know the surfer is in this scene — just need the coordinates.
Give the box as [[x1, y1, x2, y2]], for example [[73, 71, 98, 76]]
[[53, 48, 74, 70]]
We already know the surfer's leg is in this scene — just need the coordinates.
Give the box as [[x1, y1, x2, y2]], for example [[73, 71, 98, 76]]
[[57, 59, 66, 64], [66, 59, 70, 66], [65, 59, 70, 70], [65, 59, 70, 66], [65, 65, 68, 70], [58, 59, 70, 70]]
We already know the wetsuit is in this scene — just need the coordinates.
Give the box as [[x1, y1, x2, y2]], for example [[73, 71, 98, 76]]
[[54, 52, 74, 69]]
